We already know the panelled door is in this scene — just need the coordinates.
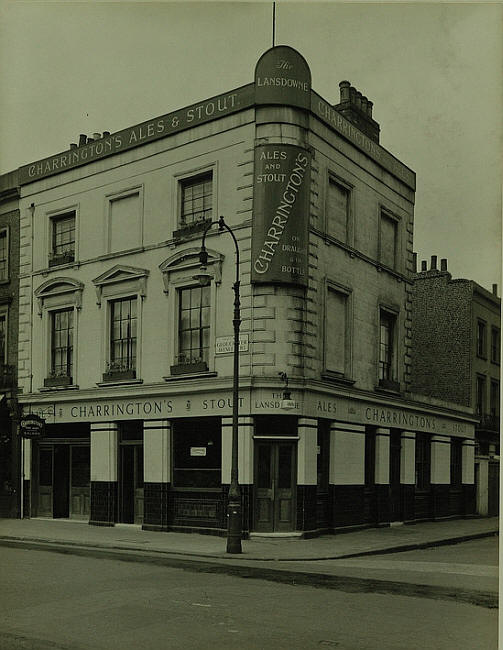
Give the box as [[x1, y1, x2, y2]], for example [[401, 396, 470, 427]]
[[254, 442, 296, 532], [38, 447, 53, 517], [70, 446, 90, 519], [119, 444, 144, 524]]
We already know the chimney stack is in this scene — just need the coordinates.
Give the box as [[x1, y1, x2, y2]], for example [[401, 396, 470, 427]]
[[492, 284, 498, 296], [440, 258, 448, 272], [103, 131, 110, 137], [431, 255, 437, 270], [421, 260, 427, 272], [334, 81, 380, 142]]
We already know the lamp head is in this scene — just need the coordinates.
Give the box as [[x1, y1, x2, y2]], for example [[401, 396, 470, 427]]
[[193, 265, 212, 287]]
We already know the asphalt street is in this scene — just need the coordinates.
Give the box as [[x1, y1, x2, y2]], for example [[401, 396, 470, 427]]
[[0, 539, 497, 650]]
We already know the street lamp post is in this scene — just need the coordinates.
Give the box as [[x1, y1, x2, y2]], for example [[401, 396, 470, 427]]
[[195, 215, 242, 554]]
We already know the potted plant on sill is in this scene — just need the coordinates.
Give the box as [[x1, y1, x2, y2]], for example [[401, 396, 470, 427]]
[[170, 353, 208, 376], [103, 361, 136, 382], [48, 251, 75, 267], [44, 371, 72, 388]]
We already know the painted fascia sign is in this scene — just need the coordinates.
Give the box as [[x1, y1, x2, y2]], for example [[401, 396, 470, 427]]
[[20, 413, 45, 439]]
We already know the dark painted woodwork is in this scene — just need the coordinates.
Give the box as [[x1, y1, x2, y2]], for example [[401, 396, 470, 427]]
[[462, 484, 476, 515], [448, 488, 463, 516], [431, 484, 450, 519], [90, 481, 117, 526], [23, 479, 31, 517], [296, 485, 317, 532], [375, 484, 390, 524], [330, 485, 365, 528], [401, 485, 415, 521], [143, 482, 170, 530], [170, 490, 224, 529], [414, 490, 432, 520], [363, 487, 378, 524]]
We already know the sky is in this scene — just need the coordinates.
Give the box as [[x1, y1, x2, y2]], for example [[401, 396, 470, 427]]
[[0, 1, 501, 291]]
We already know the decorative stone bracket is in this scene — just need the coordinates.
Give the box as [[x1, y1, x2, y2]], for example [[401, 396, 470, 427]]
[[34, 277, 84, 316]]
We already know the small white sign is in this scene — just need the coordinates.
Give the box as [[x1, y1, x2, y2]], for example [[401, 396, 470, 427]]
[[190, 447, 207, 457], [215, 334, 249, 354]]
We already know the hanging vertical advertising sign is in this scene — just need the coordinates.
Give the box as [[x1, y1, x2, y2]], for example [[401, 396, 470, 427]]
[[251, 144, 311, 286]]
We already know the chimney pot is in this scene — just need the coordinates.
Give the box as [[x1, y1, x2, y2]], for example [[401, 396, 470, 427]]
[[103, 130, 111, 137], [349, 86, 357, 104], [87, 137, 94, 143], [70, 143, 78, 149], [413, 252, 418, 273], [339, 80, 350, 103], [492, 284, 498, 296], [79, 134, 87, 146], [367, 100, 373, 118], [421, 260, 427, 272], [93, 132, 101, 140], [440, 258, 448, 272], [431, 255, 437, 270], [355, 91, 362, 110], [361, 95, 368, 114]]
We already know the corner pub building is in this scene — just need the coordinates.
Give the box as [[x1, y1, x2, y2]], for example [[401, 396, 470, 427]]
[[15, 47, 476, 537]]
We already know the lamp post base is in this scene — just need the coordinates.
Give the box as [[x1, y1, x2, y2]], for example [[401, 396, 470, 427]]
[[226, 499, 242, 554]]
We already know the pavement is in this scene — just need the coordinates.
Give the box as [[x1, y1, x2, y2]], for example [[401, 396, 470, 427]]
[[0, 515, 498, 562], [0, 516, 498, 608]]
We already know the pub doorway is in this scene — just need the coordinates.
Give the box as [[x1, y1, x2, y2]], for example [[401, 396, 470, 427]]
[[118, 421, 144, 524], [34, 424, 90, 519], [253, 416, 298, 533]]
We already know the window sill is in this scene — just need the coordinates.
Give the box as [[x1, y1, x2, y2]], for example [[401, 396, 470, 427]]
[[172, 218, 212, 240], [39, 384, 79, 392], [321, 372, 355, 386], [375, 379, 401, 394], [164, 371, 217, 382], [44, 376, 72, 388], [170, 361, 209, 376], [97, 378, 144, 387]]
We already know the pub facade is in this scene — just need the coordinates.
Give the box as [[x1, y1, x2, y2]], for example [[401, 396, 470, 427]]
[[15, 47, 476, 536]]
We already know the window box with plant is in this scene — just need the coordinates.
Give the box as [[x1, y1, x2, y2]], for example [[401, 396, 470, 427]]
[[170, 353, 208, 376], [103, 361, 136, 382], [44, 371, 72, 388], [48, 251, 75, 267]]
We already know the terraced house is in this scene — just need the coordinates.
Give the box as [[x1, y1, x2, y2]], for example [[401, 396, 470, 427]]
[[13, 46, 476, 537]]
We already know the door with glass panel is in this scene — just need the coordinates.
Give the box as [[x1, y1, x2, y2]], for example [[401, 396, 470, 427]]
[[254, 442, 297, 532]]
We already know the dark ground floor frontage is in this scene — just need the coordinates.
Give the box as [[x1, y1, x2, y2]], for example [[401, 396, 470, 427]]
[[20, 411, 477, 537]]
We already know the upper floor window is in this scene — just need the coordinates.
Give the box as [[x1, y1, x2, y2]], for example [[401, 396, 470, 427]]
[[50, 212, 75, 266], [379, 210, 398, 270], [491, 327, 500, 364], [476, 320, 486, 358], [327, 177, 350, 242], [476, 374, 486, 416], [325, 284, 351, 377], [108, 297, 137, 378], [50, 308, 73, 380], [415, 433, 431, 491], [0, 313, 6, 365], [108, 189, 142, 253], [173, 285, 210, 373], [0, 229, 8, 280], [378, 309, 398, 389], [180, 172, 213, 227]]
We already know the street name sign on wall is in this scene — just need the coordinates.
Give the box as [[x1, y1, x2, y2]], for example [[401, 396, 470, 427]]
[[215, 334, 249, 354], [251, 144, 311, 286], [20, 413, 45, 439]]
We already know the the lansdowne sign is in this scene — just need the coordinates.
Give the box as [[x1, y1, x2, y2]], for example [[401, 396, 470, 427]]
[[251, 144, 311, 286]]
